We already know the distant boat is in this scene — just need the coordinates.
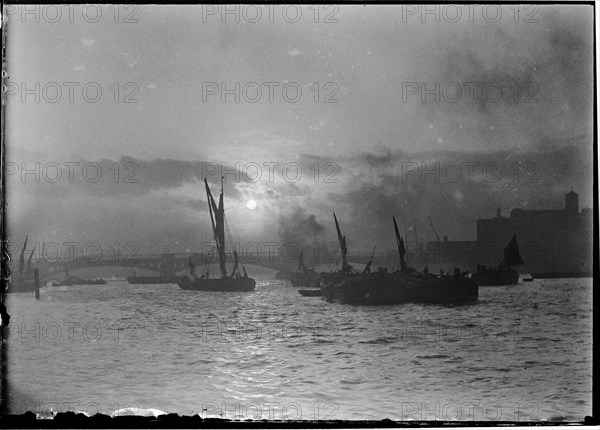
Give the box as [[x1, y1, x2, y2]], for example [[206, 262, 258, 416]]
[[275, 271, 291, 280], [52, 278, 107, 287], [127, 275, 179, 285], [529, 271, 592, 279], [51, 263, 106, 286], [472, 234, 523, 286], [289, 250, 322, 288], [298, 289, 322, 297], [320, 215, 478, 305], [523, 276, 534, 282], [177, 178, 256, 292]]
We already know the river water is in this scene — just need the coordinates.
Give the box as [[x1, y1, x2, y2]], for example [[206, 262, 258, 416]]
[[4, 277, 592, 421]]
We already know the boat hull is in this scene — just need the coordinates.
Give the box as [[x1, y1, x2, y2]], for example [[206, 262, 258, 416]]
[[127, 276, 179, 285], [289, 271, 321, 287], [322, 273, 478, 305], [52, 278, 106, 286], [406, 276, 479, 303], [530, 271, 592, 279], [298, 289, 322, 297], [177, 277, 256, 292], [472, 269, 519, 286]]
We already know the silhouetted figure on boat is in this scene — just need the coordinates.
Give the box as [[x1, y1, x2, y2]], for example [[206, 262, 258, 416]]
[[188, 256, 195, 277]]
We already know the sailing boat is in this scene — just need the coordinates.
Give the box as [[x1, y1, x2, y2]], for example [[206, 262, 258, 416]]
[[290, 250, 321, 287], [321, 215, 478, 305], [177, 178, 255, 292], [390, 216, 478, 303], [320, 213, 399, 304], [295, 250, 325, 296], [472, 234, 524, 286]]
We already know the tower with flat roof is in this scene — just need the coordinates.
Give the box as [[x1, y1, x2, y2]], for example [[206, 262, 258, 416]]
[[565, 190, 579, 217]]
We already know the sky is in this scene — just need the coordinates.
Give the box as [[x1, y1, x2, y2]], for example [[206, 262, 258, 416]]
[[4, 4, 595, 260]]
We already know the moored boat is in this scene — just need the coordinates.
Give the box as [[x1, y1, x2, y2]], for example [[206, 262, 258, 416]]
[[529, 271, 592, 279], [275, 271, 291, 280], [52, 277, 107, 286], [176, 178, 256, 292], [127, 276, 179, 285], [298, 288, 322, 297], [321, 215, 477, 305], [472, 234, 524, 286], [289, 251, 322, 287], [51, 264, 106, 286]]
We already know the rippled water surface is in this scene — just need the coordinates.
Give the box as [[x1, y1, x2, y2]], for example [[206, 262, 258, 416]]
[[5, 277, 592, 421]]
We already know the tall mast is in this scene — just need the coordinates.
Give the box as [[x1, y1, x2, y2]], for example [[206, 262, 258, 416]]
[[333, 212, 348, 269], [393, 216, 407, 271]]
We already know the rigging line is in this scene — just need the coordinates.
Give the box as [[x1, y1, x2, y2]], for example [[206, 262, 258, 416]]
[[222, 211, 239, 274], [224, 212, 235, 249]]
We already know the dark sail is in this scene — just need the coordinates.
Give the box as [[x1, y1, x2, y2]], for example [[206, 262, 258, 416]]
[[204, 178, 227, 278], [333, 212, 348, 269], [504, 234, 524, 267], [393, 216, 407, 270], [176, 177, 256, 292], [216, 183, 227, 277]]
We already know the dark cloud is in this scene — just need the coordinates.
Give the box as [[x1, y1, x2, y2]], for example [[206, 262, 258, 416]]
[[278, 206, 326, 253]]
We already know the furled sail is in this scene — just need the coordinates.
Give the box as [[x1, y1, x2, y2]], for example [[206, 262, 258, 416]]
[[204, 178, 227, 278], [393, 216, 407, 270], [333, 212, 348, 269]]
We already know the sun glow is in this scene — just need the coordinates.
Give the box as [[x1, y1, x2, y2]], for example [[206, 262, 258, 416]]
[[246, 199, 257, 210]]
